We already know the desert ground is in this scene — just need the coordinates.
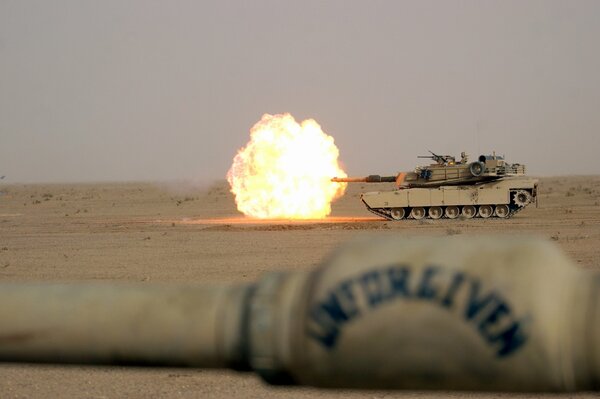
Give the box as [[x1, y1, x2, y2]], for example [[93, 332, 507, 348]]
[[1, 176, 599, 398]]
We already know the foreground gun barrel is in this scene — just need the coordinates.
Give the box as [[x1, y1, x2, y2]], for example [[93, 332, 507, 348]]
[[0, 283, 250, 368], [1, 236, 599, 391]]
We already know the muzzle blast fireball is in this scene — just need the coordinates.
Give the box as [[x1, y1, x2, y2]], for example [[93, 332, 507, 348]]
[[227, 113, 347, 219]]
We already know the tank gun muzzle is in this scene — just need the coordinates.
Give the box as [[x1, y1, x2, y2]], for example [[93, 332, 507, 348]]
[[1, 236, 600, 391]]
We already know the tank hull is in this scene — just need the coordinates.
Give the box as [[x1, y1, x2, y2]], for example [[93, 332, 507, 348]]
[[361, 177, 538, 220]]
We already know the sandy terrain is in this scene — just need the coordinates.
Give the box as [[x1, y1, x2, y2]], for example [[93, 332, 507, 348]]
[[1, 176, 599, 398]]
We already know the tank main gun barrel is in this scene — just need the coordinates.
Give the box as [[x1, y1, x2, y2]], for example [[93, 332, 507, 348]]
[[331, 175, 397, 183], [1, 236, 600, 391]]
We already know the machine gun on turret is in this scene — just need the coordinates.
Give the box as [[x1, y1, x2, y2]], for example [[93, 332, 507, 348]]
[[417, 150, 456, 165]]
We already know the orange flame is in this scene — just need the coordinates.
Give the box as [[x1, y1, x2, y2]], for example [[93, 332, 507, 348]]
[[227, 113, 347, 219]]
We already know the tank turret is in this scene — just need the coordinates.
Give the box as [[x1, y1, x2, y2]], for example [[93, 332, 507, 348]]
[[333, 151, 526, 189]]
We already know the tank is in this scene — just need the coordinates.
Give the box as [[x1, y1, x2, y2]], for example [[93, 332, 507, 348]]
[[332, 152, 537, 220]]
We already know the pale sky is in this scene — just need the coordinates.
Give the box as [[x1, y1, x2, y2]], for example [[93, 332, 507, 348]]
[[1, 0, 599, 183]]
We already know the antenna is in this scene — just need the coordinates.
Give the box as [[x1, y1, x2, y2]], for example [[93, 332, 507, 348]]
[[475, 119, 482, 155]]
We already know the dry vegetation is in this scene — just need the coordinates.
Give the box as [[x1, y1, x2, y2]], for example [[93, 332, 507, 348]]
[[1, 176, 600, 398]]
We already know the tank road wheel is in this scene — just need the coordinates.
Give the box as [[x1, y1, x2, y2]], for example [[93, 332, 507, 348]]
[[462, 205, 476, 219], [478, 205, 493, 219], [410, 207, 426, 220], [495, 204, 510, 218], [429, 206, 443, 220], [445, 206, 460, 219], [390, 207, 405, 220], [513, 190, 532, 207]]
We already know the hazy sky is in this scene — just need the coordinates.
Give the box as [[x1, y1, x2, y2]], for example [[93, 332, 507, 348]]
[[1, 0, 599, 183]]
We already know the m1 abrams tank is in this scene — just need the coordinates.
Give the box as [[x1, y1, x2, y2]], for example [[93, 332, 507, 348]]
[[332, 152, 538, 220]]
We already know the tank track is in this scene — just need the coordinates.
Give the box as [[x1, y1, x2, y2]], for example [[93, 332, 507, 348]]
[[363, 189, 534, 221], [506, 204, 527, 219]]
